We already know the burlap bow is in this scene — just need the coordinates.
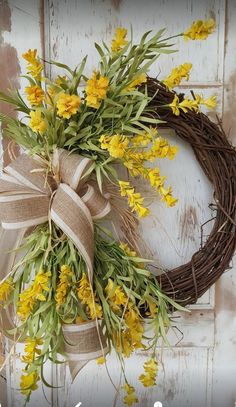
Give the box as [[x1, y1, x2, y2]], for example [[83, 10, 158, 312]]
[[0, 149, 110, 378]]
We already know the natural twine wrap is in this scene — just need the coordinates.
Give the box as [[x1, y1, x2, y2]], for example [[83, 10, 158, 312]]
[[0, 149, 110, 378]]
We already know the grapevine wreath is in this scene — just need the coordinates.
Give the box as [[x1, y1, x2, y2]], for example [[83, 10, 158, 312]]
[[0, 19, 235, 406], [148, 78, 236, 306]]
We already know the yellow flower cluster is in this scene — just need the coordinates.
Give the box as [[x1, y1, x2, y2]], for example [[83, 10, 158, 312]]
[[147, 168, 178, 207], [100, 129, 178, 211], [169, 93, 217, 116], [119, 180, 150, 218], [100, 134, 129, 158], [77, 273, 102, 320], [145, 137, 178, 161], [17, 270, 51, 321], [105, 279, 127, 312], [132, 131, 153, 148], [21, 337, 43, 364], [184, 19, 216, 41], [111, 27, 128, 53], [56, 92, 81, 119], [123, 383, 138, 407], [139, 358, 158, 387], [113, 304, 144, 358], [22, 49, 43, 80], [163, 63, 192, 90], [29, 110, 47, 134], [25, 85, 45, 106], [20, 371, 39, 396], [85, 71, 109, 109], [0, 278, 13, 303], [55, 265, 73, 308], [125, 74, 147, 92]]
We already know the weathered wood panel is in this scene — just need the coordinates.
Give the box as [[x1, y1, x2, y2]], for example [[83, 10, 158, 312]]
[[1, 0, 235, 406], [55, 347, 214, 407]]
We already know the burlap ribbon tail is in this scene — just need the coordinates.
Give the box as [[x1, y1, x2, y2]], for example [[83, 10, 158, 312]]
[[0, 149, 110, 379]]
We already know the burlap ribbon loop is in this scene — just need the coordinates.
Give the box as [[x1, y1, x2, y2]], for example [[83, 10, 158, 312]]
[[0, 149, 111, 278]]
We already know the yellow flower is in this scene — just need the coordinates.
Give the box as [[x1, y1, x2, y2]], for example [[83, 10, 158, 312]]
[[159, 185, 178, 207], [29, 110, 47, 134], [56, 92, 81, 119], [112, 303, 144, 358], [139, 358, 158, 387], [163, 63, 192, 89], [125, 74, 147, 92], [145, 358, 158, 375], [164, 194, 178, 207], [105, 279, 127, 311], [123, 383, 138, 406], [146, 169, 177, 207], [99, 134, 111, 150], [20, 371, 39, 395], [88, 301, 103, 320], [78, 273, 93, 303], [33, 270, 51, 297], [96, 356, 106, 365], [119, 180, 150, 218], [27, 61, 44, 79], [147, 168, 163, 188], [139, 373, 156, 387], [111, 27, 128, 53], [168, 95, 197, 116], [125, 306, 144, 348], [0, 278, 13, 302], [22, 49, 38, 63], [178, 98, 198, 113], [17, 270, 51, 320], [77, 273, 102, 320], [132, 130, 154, 147], [85, 71, 109, 109], [22, 49, 43, 80], [25, 85, 44, 106], [55, 265, 73, 308], [146, 299, 158, 318], [119, 181, 131, 197], [21, 338, 43, 364], [146, 137, 178, 161], [168, 94, 180, 115], [194, 94, 217, 110], [100, 134, 129, 158], [136, 205, 150, 217], [184, 19, 216, 41], [108, 135, 129, 159], [119, 242, 137, 257]]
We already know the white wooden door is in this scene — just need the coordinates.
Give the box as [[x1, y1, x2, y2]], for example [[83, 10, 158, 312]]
[[0, 1, 235, 406]]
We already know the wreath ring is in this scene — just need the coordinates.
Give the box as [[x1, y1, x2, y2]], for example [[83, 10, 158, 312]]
[[147, 78, 236, 306]]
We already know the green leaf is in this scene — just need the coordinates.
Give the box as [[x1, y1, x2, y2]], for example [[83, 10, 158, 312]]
[[49, 60, 74, 76]]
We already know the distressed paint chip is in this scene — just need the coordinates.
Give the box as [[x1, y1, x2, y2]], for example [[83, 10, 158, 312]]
[[179, 205, 198, 242]]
